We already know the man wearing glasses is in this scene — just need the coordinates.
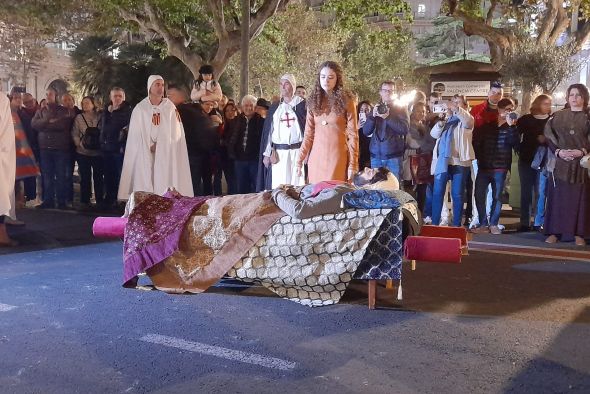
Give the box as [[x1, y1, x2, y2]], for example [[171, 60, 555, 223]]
[[362, 81, 409, 182]]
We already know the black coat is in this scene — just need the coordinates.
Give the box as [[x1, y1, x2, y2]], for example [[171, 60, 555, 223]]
[[473, 122, 520, 171], [255, 99, 307, 192], [517, 114, 549, 165], [228, 113, 265, 162], [177, 103, 219, 157], [100, 101, 132, 153]]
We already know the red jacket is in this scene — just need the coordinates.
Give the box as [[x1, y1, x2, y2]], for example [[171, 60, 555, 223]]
[[470, 101, 498, 130]]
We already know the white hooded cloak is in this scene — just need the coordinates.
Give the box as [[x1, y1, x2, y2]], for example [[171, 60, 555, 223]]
[[118, 75, 193, 200], [0, 93, 15, 217]]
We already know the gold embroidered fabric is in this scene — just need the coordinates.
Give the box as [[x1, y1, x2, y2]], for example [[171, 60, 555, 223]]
[[165, 192, 279, 282]]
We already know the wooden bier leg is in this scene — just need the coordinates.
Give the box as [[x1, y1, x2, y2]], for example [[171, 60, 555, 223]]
[[368, 280, 377, 310], [386, 280, 394, 289], [411, 260, 416, 270]]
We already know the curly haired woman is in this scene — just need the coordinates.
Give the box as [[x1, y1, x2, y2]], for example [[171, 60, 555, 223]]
[[296, 61, 359, 183]]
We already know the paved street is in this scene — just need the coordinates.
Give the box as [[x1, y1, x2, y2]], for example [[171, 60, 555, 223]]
[[0, 208, 589, 393]]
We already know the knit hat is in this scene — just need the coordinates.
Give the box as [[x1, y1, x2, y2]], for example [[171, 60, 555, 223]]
[[280, 73, 296, 90], [199, 64, 214, 75], [147, 75, 164, 95]]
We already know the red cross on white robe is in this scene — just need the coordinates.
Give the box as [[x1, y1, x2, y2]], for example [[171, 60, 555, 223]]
[[280, 113, 295, 128]]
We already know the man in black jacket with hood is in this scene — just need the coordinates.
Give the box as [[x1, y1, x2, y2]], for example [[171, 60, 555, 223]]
[[471, 98, 520, 235], [168, 86, 220, 196], [100, 87, 132, 209]]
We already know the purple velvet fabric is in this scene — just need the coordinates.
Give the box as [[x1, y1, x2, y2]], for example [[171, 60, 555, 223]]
[[123, 193, 209, 284], [93, 217, 127, 239]]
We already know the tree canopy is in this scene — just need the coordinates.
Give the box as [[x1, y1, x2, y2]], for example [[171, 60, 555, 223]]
[[444, 0, 590, 69]]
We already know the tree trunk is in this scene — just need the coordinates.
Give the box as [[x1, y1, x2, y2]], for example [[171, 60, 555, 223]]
[[240, 0, 250, 99], [520, 89, 534, 115]]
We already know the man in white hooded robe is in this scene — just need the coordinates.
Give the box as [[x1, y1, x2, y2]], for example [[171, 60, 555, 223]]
[[118, 75, 193, 200], [257, 74, 307, 190], [0, 92, 16, 245]]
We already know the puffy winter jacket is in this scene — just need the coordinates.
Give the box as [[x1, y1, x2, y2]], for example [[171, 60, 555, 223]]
[[473, 122, 520, 170], [362, 106, 409, 159], [32, 104, 76, 151]]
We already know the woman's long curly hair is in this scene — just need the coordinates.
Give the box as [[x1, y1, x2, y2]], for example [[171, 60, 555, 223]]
[[307, 61, 352, 116]]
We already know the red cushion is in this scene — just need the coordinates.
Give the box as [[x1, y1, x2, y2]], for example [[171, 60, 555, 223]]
[[419, 225, 468, 246], [404, 236, 462, 263]]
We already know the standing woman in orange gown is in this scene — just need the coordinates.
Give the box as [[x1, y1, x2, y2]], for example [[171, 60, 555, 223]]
[[296, 61, 359, 183]]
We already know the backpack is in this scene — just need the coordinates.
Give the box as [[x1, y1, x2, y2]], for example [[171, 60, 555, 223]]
[[80, 114, 101, 151]]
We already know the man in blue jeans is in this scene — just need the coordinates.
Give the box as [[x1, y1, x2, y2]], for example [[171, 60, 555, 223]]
[[430, 95, 475, 227], [32, 88, 76, 210], [471, 98, 520, 234], [362, 80, 409, 182]]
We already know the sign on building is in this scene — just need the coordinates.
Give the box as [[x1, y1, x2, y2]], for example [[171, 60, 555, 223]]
[[431, 81, 490, 97]]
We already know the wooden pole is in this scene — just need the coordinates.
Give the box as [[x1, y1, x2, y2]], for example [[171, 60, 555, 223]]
[[240, 0, 250, 99]]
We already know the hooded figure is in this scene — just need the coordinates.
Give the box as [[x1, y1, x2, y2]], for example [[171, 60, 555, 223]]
[[118, 75, 193, 199], [256, 73, 307, 191], [0, 93, 16, 218]]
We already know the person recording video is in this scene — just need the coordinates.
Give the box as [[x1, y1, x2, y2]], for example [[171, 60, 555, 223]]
[[361, 80, 409, 182], [471, 98, 520, 235]]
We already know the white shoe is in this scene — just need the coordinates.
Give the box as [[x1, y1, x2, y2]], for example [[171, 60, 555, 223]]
[[25, 198, 42, 208], [497, 224, 505, 231], [423, 216, 432, 224], [469, 219, 480, 229], [5, 217, 25, 226]]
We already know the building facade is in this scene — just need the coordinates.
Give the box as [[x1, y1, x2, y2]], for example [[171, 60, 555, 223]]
[[0, 43, 73, 100]]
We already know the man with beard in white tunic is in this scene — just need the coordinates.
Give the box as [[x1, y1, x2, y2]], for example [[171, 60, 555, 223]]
[[0, 92, 16, 246], [256, 74, 307, 191], [118, 75, 193, 200]]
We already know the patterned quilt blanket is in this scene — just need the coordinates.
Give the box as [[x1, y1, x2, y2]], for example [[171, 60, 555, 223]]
[[227, 208, 403, 307], [135, 193, 404, 307]]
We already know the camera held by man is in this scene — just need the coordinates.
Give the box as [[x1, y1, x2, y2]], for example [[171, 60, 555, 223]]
[[361, 81, 410, 182]]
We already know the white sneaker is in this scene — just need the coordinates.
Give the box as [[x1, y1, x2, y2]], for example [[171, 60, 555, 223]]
[[490, 225, 502, 235], [497, 224, 505, 231], [5, 217, 25, 226], [423, 216, 432, 224], [469, 218, 480, 229]]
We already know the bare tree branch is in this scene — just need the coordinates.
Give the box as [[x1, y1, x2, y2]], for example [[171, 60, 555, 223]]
[[206, 0, 228, 38], [119, 2, 203, 77], [486, 0, 498, 26], [547, 0, 570, 44], [250, 0, 288, 39], [573, 20, 590, 52]]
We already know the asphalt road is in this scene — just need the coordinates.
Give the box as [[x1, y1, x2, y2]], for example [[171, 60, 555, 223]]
[[0, 209, 589, 393]]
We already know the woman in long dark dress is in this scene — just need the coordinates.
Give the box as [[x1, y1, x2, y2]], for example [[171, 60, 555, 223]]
[[543, 84, 590, 245]]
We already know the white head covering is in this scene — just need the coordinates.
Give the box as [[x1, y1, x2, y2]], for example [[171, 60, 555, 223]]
[[147, 75, 164, 95], [280, 74, 296, 90]]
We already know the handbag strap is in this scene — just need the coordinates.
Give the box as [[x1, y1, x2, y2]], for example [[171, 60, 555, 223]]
[[80, 113, 90, 128]]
